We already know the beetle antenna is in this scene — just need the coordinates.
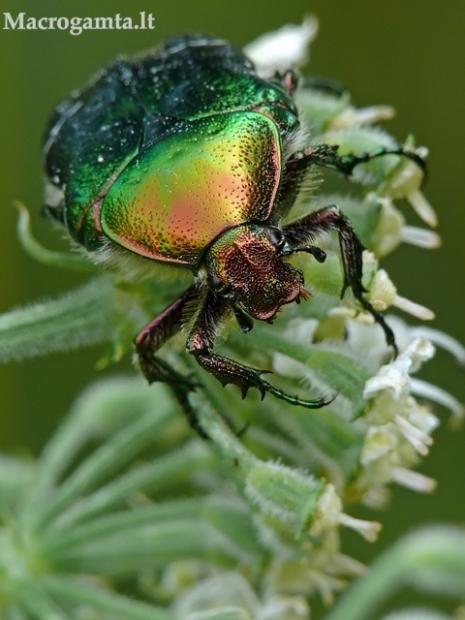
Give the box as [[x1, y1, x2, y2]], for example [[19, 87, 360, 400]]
[[280, 243, 327, 263]]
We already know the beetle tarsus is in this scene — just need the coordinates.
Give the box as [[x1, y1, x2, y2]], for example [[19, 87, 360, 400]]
[[263, 381, 338, 409], [192, 348, 333, 410]]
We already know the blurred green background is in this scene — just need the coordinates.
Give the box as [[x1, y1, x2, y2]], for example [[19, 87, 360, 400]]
[[0, 0, 464, 610]]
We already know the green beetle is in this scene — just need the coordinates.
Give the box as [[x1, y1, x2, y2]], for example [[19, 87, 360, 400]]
[[43, 34, 425, 425]]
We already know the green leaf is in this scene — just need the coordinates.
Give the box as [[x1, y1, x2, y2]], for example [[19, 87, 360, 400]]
[[325, 526, 465, 620], [42, 574, 175, 620], [0, 277, 117, 362]]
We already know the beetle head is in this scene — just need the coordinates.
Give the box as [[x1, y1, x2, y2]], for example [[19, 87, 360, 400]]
[[204, 224, 308, 322]]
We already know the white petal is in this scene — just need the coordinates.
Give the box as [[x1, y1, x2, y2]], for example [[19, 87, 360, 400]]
[[364, 337, 435, 401], [407, 189, 438, 227], [395, 414, 433, 456], [339, 513, 382, 542], [353, 105, 395, 125], [401, 337, 436, 372], [259, 595, 309, 620], [244, 16, 318, 71], [361, 485, 391, 509], [309, 484, 343, 536], [331, 552, 367, 577], [391, 467, 436, 493], [411, 378, 464, 426], [311, 573, 340, 607], [369, 269, 397, 308], [331, 106, 395, 130], [409, 327, 465, 366], [400, 225, 442, 249], [406, 402, 440, 435], [393, 295, 435, 320], [361, 425, 398, 465], [364, 360, 411, 400]]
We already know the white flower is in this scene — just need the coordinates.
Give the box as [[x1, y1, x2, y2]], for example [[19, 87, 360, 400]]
[[330, 105, 395, 130], [363, 337, 435, 414], [367, 263, 435, 321], [355, 337, 441, 500], [244, 16, 318, 73], [266, 529, 366, 607], [409, 326, 465, 367], [379, 148, 438, 227], [258, 594, 309, 620], [400, 225, 441, 249], [372, 196, 441, 257], [172, 572, 259, 619]]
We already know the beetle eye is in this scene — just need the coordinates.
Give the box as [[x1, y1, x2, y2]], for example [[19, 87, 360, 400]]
[[209, 275, 231, 296], [268, 227, 285, 249]]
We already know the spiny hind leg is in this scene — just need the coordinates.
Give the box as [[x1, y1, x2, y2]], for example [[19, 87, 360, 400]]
[[135, 284, 207, 436], [187, 290, 336, 409]]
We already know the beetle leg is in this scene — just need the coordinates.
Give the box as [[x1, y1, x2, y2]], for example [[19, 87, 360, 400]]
[[135, 283, 208, 436], [187, 290, 336, 409], [279, 143, 426, 215], [135, 284, 198, 371], [285, 143, 426, 180], [283, 205, 398, 355]]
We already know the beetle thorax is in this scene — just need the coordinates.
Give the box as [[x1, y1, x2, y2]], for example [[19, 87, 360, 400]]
[[204, 224, 305, 322]]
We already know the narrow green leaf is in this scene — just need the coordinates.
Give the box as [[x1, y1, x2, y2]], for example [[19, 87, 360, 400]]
[[181, 609, 252, 620], [51, 441, 213, 530], [20, 380, 176, 526], [54, 520, 239, 575], [326, 526, 465, 620], [30, 405, 178, 531], [42, 574, 175, 620], [381, 611, 451, 620], [43, 498, 204, 556], [17, 579, 70, 620], [246, 326, 370, 414], [0, 277, 117, 362], [0, 456, 35, 516]]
